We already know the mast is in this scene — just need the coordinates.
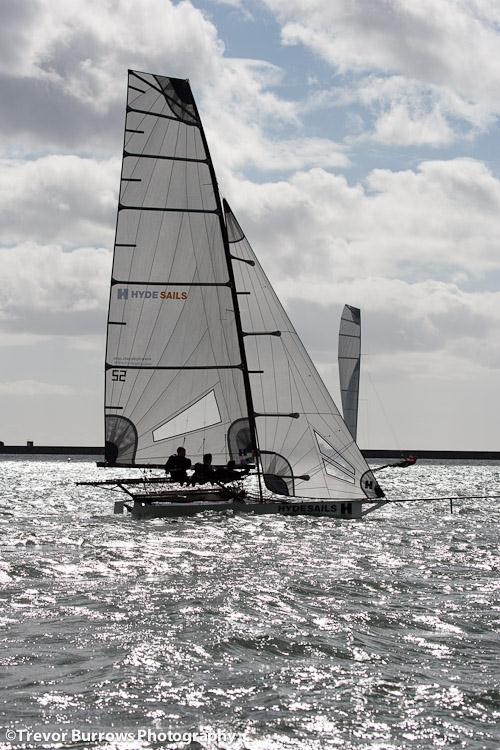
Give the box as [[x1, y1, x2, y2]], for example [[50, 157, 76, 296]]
[[190, 96, 260, 474]]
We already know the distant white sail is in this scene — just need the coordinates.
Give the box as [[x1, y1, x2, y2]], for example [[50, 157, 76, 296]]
[[224, 203, 382, 501], [105, 71, 252, 465], [338, 305, 361, 442]]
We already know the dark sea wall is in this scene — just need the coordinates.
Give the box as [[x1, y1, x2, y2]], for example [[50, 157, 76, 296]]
[[0, 446, 499, 460], [362, 449, 500, 460], [0, 446, 104, 455]]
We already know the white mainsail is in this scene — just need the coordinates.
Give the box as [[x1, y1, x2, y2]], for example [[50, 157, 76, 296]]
[[224, 203, 382, 501], [105, 71, 252, 465], [338, 304, 361, 441]]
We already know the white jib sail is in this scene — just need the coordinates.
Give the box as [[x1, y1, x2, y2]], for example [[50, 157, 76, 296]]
[[105, 71, 250, 465], [338, 304, 361, 442], [224, 202, 383, 501]]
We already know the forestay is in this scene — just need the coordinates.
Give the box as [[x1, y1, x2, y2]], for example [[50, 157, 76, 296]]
[[224, 202, 383, 501], [338, 304, 361, 441], [105, 71, 250, 465]]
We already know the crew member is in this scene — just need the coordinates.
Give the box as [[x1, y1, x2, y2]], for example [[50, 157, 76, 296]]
[[165, 446, 191, 485], [189, 453, 214, 485]]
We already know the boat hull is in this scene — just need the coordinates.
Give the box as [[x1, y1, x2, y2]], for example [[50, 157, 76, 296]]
[[117, 497, 373, 519]]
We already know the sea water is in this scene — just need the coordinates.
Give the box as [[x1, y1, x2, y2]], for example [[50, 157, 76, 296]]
[[0, 457, 498, 749]]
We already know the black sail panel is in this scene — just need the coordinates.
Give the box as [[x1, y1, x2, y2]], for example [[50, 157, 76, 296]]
[[224, 201, 383, 500], [105, 72, 248, 465]]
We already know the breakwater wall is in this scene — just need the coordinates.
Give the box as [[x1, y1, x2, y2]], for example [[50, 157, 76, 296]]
[[0, 446, 498, 460]]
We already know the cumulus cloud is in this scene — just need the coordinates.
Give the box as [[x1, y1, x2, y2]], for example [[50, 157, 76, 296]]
[[224, 157, 500, 284], [0, 243, 110, 336], [1, 0, 498, 447], [0, 0, 223, 152], [0, 155, 118, 246], [0, 0, 345, 173], [222, 157, 500, 379], [202, 57, 348, 174], [262, 0, 500, 144]]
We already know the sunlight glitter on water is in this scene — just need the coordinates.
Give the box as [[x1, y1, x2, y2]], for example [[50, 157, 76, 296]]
[[0, 458, 499, 749]]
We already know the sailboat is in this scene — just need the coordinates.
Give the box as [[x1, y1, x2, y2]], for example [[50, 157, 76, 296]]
[[80, 70, 387, 519], [338, 305, 361, 441]]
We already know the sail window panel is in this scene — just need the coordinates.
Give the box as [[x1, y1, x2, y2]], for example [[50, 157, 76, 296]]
[[127, 72, 198, 124], [125, 111, 205, 161], [105, 415, 138, 464], [315, 431, 355, 475], [121, 157, 216, 212], [107, 285, 241, 369], [113, 211, 228, 283], [261, 452, 294, 496], [154, 75, 198, 123], [105, 368, 247, 465], [152, 390, 221, 442], [323, 458, 356, 484]]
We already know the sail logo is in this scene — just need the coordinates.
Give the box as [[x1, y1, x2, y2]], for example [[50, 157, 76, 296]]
[[116, 288, 188, 301]]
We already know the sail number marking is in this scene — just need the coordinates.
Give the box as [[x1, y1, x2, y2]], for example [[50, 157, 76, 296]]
[[111, 369, 127, 382]]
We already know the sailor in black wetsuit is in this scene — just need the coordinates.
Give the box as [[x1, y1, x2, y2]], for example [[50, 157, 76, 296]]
[[165, 446, 191, 485], [189, 453, 214, 485]]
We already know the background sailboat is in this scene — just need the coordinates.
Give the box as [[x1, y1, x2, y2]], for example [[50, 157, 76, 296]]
[[338, 304, 361, 442]]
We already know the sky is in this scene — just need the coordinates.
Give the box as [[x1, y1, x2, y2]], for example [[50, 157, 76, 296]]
[[1, 0, 499, 450]]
